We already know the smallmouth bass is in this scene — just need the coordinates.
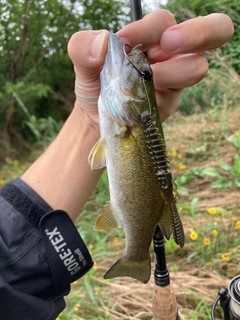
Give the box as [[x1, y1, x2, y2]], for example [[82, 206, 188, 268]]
[[89, 33, 184, 284]]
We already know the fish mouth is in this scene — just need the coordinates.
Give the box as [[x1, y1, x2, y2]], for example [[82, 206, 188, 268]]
[[102, 33, 127, 81], [99, 33, 150, 127], [101, 34, 147, 96]]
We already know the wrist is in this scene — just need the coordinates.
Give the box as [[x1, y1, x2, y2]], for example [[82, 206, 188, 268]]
[[73, 100, 100, 138], [21, 104, 102, 221]]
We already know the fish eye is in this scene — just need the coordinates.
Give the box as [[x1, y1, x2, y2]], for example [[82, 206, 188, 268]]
[[141, 66, 152, 82]]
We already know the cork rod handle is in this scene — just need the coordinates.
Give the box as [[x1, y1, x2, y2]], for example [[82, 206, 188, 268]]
[[152, 284, 178, 320]]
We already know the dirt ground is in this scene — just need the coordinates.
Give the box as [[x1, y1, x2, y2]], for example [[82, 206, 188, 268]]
[[95, 109, 240, 319]]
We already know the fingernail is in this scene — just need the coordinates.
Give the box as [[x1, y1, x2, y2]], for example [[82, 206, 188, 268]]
[[91, 30, 108, 59], [161, 30, 182, 53]]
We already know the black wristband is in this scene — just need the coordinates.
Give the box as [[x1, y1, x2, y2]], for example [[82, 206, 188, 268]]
[[1, 179, 51, 228], [1, 179, 93, 289], [40, 209, 93, 289]]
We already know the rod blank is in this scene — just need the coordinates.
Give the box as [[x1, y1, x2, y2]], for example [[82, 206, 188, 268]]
[[130, 0, 142, 21]]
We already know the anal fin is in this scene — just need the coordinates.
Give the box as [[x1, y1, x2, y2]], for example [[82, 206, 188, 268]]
[[158, 203, 172, 240], [94, 201, 119, 231]]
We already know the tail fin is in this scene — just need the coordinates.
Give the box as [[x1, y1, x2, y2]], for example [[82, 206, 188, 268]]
[[104, 255, 151, 284]]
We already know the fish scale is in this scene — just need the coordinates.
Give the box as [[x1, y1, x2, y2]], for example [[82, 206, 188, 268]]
[[88, 33, 184, 284]]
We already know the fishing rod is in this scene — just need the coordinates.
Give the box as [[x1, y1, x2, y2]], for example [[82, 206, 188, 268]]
[[130, 1, 179, 319], [130, 0, 142, 21], [152, 225, 180, 320], [129, 2, 240, 319]]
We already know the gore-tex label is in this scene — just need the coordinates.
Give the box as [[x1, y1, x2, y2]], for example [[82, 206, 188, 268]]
[[45, 226, 87, 276], [40, 210, 93, 290]]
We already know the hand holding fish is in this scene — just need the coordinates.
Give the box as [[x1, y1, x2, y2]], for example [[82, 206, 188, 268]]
[[68, 9, 233, 125], [22, 10, 234, 224], [78, 10, 233, 283]]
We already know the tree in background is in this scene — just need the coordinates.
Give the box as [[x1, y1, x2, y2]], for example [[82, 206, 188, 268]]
[[165, 0, 240, 74], [164, 0, 240, 115], [0, 0, 130, 158]]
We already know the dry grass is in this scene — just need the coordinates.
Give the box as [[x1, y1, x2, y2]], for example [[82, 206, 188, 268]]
[[165, 107, 240, 211], [64, 107, 240, 319], [73, 260, 229, 320]]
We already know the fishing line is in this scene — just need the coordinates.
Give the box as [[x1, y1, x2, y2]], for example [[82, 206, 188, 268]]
[[122, 44, 151, 79]]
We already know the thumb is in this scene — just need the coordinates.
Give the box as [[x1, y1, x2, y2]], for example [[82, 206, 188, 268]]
[[68, 30, 109, 111]]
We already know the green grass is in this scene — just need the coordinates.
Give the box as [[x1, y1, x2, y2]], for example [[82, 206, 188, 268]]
[[1, 105, 240, 320]]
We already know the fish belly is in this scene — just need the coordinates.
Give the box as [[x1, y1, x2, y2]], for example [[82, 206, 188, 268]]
[[104, 125, 165, 283]]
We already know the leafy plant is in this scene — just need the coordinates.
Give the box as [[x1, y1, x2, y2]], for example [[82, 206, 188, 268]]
[[14, 88, 62, 144], [0, 0, 131, 154], [227, 130, 240, 151], [200, 130, 240, 189], [178, 198, 199, 218]]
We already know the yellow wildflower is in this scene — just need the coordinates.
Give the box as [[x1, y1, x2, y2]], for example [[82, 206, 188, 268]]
[[179, 162, 186, 170], [212, 229, 219, 237], [89, 244, 94, 250], [189, 231, 198, 241], [74, 303, 80, 312], [208, 207, 216, 215], [0, 179, 5, 185], [72, 281, 78, 285], [171, 147, 177, 157], [93, 261, 97, 270], [13, 160, 19, 165], [56, 318, 61, 320], [213, 221, 218, 226], [227, 210, 233, 215], [95, 291, 99, 295], [178, 154, 182, 160], [235, 220, 240, 229], [203, 238, 210, 246], [221, 254, 230, 261]]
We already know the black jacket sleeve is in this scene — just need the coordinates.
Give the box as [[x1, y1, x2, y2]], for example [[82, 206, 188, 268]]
[[0, 178, 93, 320]]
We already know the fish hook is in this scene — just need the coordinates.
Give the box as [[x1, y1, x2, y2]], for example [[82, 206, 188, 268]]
[[122, 44, 152, 82], [123, 44, 144, 76]]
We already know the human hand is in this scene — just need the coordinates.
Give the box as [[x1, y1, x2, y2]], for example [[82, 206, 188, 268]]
[[68, 9, 234, 126]]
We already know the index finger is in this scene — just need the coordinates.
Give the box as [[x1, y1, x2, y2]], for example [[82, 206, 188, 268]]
[[160, 13, 234, 54], [117, 9, 176, 51], [117, 11, 234, 54]]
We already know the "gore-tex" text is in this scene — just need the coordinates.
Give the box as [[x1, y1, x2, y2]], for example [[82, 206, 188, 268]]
[[45, 227, 81, 275]]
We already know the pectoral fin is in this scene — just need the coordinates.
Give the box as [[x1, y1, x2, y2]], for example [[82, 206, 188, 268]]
[[94, 201, 119, 231], [88, 137, 106, 169]]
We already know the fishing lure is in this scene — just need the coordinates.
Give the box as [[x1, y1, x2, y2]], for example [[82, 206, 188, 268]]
[[141, 111, 185, 248]]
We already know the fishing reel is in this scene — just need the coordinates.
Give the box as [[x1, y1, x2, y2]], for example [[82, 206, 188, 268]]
[[212, 275, 240, 320]]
